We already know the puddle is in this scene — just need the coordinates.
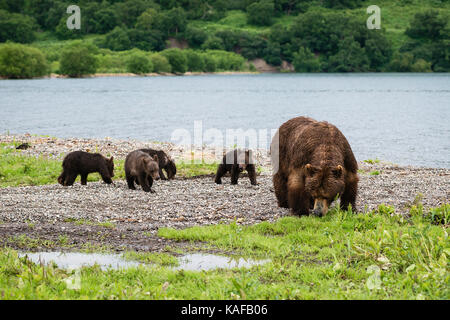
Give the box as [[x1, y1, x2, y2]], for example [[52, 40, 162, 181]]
[[19, 252, 269, 271], [175, 253, 269, 271], [19, 252, 142, 270]]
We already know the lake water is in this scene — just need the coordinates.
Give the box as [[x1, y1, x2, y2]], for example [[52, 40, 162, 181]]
[[1, 73, 449, 168]]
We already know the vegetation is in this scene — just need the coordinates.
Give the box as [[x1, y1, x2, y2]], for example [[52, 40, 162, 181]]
[[0, 0, 448, 78], [0, 203, 448, 299], [0, 43, 49, 78], [59, 42, 98, 76]]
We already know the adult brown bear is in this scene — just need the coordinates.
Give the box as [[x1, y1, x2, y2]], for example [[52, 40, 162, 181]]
[[271, 116, 358, 216]]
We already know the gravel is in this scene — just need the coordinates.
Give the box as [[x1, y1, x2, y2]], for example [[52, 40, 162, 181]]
[[0, 133, 448, 251]]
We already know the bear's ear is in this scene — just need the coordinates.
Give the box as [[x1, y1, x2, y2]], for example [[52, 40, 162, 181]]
[[332, 165, 343, 177], [153, 155, 158, 163]]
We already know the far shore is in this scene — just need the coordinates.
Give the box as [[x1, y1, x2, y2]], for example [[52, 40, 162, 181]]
[[0, 71, 266, 80]]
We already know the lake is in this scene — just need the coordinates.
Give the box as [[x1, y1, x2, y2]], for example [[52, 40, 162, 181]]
[[0, 73, 449, 168]]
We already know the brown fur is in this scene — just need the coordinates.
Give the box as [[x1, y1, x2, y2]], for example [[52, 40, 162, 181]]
[[271, 117, 358, 216], [215, 149, 257, 185], [139, 148, 176, 180], [125, 150, 160, 193], [57, 151, 114, 186]]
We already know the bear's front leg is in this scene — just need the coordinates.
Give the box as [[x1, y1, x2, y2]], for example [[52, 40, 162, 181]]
[[65, 173, 78, 186], [214, 164, 227, 184], [340, 172, 358, 212], [287, 174, 310, 215], [138, 174, 151, 192], [230, 165, 240, 185], [80, 173, 88, 185]]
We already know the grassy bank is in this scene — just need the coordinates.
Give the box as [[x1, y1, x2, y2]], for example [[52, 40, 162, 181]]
[[0, 204, 448, 299]]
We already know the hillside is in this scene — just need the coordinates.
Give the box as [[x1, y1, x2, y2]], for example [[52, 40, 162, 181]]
[[0, 0, 449, 78]]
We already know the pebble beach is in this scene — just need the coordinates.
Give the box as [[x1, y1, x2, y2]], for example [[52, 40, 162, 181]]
[[0, 133, 448, 251]]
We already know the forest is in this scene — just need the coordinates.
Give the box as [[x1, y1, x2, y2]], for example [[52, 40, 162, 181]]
[[0, 0, 449, 77]]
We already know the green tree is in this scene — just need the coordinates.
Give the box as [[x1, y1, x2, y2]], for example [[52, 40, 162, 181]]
[[0, 43, 49, 78], [161, 48, 187, 73], [292, 47, 320, 72], [247, 0, 275, 26], [92, 8, 120, 34], [184, 25, 208, 48], [406, 10, 448, 40], [202, 54, 217, 72], [0, 10, 37, 43], [102, 27, 132, 51], [327, 37, 369, 72], [185, 50, 205, 72], [126, 52, 153, 74], [151, 53, 172, 73], [324, 0, 362, 9], [135, 8, 159, 31], [59, 43, 98, 77], [201, 36, 225, 50], [55, 16, 82, 40]]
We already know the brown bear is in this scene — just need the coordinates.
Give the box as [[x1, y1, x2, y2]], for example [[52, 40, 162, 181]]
[[271, 116, 358, 216], [58, 151, 114, 186], [125, 150, 160, 192], [138, 148, 176, 180], [215, 149, 257, 185]]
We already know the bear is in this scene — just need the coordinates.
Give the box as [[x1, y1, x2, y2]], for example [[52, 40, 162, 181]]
[[58, 151, 114, 186], [138, 148, 176, 180], [215, 149, 257, 185], [125, 150, 160, 192], [270, 116, 358, 216]]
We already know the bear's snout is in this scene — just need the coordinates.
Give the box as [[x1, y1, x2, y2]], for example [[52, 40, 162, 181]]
[[312, 198, 329, 217]]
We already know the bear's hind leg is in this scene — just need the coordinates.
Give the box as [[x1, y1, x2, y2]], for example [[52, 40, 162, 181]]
[[246, 165, 257, 185], [273, 173, 288, 208]]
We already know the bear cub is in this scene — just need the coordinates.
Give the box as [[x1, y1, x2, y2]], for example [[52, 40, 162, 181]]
[[139, 148, 176, 180], [125, 150, 160, 192], [58, 151, 114, 186], [215, 149, 257, 185]]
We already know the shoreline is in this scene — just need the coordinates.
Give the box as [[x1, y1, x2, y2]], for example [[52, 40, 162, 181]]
[[1, 133, 448, 252], [0, 71, 264, 80]]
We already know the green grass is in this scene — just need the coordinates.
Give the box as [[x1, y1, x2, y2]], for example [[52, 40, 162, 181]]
[[0, 204, 448, 299]]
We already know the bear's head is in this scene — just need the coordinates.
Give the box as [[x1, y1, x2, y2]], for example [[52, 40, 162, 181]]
[[106, 156, 114, 177], [303, 163, 345, 217], [166, 158, 177, 179], [143, 155, 160, 180], [236, 150, 253, 172]]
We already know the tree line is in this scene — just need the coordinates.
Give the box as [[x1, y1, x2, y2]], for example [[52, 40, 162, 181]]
[[0, 0, 449, 78]]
